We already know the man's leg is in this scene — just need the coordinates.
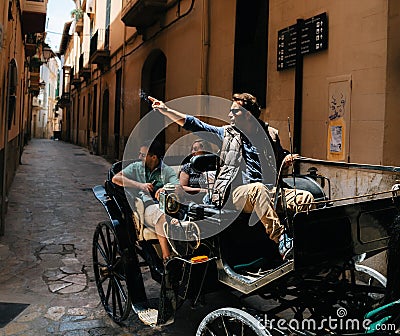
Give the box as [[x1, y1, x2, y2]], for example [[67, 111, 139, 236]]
[[144, 204, 171, 260], [232, 182, 284, 243], [283, 188, 315, 213]]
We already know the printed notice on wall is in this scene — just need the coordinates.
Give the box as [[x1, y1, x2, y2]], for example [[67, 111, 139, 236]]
[[330, 125, 342, 153], [327, 75, 351, 161]]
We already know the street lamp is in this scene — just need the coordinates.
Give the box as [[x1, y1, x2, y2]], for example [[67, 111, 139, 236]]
[[30, 44, 55, 66], [42, 44, 55, 63]]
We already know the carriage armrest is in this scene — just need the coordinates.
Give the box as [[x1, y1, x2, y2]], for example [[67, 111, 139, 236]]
[[190, 154, 219, 173]]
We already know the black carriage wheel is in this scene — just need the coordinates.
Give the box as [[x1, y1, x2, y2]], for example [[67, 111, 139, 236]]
[[93, 220, 132, 323], [354, 264, 386, 303], [196, 308, 271, 336], [334, 263, 387, 324]]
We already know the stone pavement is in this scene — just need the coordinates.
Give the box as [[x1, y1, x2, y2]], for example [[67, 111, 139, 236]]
[[0, 139, 241, 336]]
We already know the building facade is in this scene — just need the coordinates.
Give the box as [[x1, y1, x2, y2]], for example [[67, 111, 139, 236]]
[[60, 0, 400, 168], [0, 0, 49, 234], [32, 56, 61, 139]]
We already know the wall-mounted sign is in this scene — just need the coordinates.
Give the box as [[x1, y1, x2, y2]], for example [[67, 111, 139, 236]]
[[277, 12, 328, 71]]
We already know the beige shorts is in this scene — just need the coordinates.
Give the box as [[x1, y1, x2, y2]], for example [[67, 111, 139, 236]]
[[144, 203, 164, 228]]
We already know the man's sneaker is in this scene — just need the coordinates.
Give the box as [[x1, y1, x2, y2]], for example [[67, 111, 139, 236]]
[[278, 234, 293, 260]]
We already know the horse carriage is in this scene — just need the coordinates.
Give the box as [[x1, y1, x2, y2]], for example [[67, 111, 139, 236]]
[[92, 153, 400, 335]]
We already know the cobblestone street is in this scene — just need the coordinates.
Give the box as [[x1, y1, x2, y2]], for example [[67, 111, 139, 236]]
[[0, 139, 240, 336]]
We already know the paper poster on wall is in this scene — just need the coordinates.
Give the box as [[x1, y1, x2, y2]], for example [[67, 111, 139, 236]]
[[327, 117, 345, 159], [330, 125, 342, 153], [327, 76, 351, 161]]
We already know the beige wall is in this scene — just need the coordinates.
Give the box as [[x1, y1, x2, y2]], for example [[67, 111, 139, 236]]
[[118, 0, 237, 153], [65, 0, 400, 166], [1, 3, 27, 146], [268, 0, 399, 166], [0, 0, 36, 209]]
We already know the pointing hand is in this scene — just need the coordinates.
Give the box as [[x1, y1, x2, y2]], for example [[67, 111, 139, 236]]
[[148, 96, 167, 112]]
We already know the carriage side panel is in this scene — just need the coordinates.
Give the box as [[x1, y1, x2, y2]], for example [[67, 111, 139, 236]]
[[293, 196, 398, 268]]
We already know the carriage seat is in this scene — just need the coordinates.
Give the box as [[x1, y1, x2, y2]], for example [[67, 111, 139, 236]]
[[105, 161, 158, 242]]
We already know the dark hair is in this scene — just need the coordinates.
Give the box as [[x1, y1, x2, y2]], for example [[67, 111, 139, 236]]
[[141, 140, 164, 159], [232, 93, 261, 119], [191, 139, 211, 152]]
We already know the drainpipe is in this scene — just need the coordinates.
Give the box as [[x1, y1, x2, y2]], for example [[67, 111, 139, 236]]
[[19, 64, 27, 164], [201, 0, 210, 95], [1, 62, 12, 236], [120, 25, 126, 159], [293, 18, 304, 156], [98, 73, 102, 154]]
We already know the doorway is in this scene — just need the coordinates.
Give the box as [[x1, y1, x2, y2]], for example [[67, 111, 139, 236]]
[[140, 50, 167, 147], [100, 89, 109, 156]]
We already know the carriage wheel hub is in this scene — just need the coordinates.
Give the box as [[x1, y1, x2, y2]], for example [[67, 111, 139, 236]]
[[100, 266, 110, 277]]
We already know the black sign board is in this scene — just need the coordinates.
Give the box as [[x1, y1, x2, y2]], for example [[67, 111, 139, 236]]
[[277, 12, 328, 71]]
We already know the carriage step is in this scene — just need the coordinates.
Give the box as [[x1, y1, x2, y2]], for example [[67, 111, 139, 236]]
[[132, 303, 159, 326], [137, 308, 158, 326]]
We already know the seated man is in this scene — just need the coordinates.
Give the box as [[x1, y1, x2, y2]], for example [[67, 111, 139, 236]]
[[112, 140, 179, 261], [150, 93, 314, 260]]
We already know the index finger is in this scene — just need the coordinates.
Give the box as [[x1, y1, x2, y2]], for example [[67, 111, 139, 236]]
[[148, 96, 156, 103]]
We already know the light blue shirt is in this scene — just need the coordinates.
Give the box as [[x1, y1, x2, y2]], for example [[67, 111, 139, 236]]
[[122, 160, 179, 203]]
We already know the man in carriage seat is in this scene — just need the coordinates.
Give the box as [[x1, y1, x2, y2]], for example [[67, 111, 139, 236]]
[[112, 140, 179, 262], [149, 93, 314, 260]]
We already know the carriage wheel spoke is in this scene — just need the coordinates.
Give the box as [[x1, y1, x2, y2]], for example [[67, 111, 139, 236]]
[[112, 279, 117, 317], [114, 277, 128, 302], [204, 326, 217, 336], [99, 229, 110, 258], [220, 316, 228, 335], [105, 277, 112, 303], [106, 228, 113, 258], [95, 241, 108, 263]]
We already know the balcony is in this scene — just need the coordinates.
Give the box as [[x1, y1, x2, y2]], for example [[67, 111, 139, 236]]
[[21, 0, 48, 35], [71, 68, 81, 87], [25, 33, 40, 57], [89, 29, 110, 65], [79, 52, 91, 80], [58, 93, 71, 108], [59, 65, 71, 107], [29, 72, 40, 88], [121, 0, 167, 30]]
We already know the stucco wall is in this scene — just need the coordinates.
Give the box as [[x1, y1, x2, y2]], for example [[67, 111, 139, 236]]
[[268, 0, 399, 166]]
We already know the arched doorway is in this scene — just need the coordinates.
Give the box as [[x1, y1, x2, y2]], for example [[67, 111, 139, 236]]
[[140, 50, 166, 147], [100, 89, 109, 156]]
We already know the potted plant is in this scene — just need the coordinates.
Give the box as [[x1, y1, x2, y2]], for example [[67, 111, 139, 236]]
[[71, 8, 84, 21]]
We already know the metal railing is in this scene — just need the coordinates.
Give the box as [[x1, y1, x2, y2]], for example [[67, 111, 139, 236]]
[[90, 29, 110, 56]]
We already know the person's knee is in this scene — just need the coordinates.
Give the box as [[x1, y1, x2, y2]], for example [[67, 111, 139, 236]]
[[248, 182, 267, 196], [303, 190, 314, 203], [296, 190, 315, 209]]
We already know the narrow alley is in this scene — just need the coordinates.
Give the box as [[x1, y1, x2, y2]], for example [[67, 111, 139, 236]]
[[0, 139, 239, 336]]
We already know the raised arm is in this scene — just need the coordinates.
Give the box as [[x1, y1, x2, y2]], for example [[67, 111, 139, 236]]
[[148, 96, 186, 127]]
